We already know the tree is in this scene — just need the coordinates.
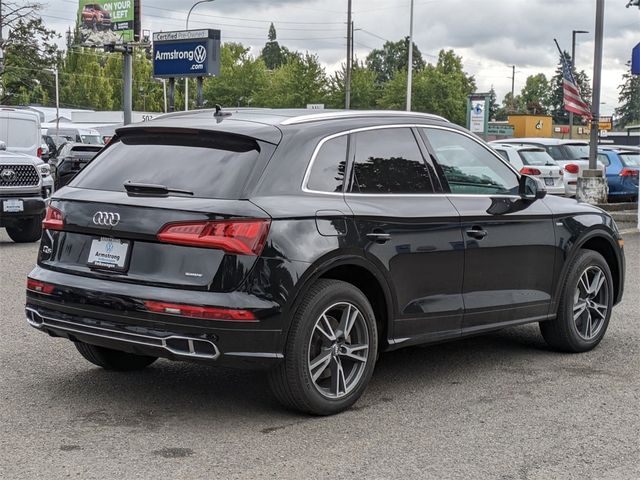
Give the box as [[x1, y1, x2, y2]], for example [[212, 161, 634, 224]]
[[366, 37, 426, 84], [378, 50, 475, 126], [488, 86, 499, 121], [1, 1, 43, 31], [258, 52, 327, 108], [549, 51, 592, 124], [261, 23, 285, 70], [203, 43, 269, 108], [326, 61, 379, 109], [519, 73, 551, 115], [615, 63, 640, 129], [1, 18, 60, 105]]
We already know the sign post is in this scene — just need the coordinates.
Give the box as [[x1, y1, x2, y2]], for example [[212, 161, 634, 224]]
[[467, 93, 490, 140], [153, 29, 221, 111]]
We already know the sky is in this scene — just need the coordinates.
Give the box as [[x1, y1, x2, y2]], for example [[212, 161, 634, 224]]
[[39, 0, 640, 115]]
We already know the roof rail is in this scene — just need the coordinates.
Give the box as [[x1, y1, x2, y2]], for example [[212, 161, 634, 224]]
[[280, 110, 449, 126]]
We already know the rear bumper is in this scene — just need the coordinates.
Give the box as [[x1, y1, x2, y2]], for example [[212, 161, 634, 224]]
[[26, 266, 286, 369]]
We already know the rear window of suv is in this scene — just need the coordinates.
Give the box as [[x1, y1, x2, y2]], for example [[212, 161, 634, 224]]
[[70, 131, 261, 199]]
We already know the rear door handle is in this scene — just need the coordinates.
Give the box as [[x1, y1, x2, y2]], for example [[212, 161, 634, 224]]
[[366, 231, 391, 243], [466, 226, 488, 240]]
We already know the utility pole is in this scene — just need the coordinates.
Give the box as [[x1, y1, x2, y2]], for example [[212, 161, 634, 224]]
[[406, 0, 414, 111], [345, 0, 352, 109], [123, 46, 133, 125], [576, 0, 607, 204], [511, 65, 515, 100], [570, 30, 589, 139]]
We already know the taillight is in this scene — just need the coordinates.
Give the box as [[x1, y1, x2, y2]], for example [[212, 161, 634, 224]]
[[27, 278, 55, 294], [43, 206, 64, 231], [565, 164, 580, 174], [619, 168, 639, 177], [520, 167, 541, 175], [144, 301, 257, 322], [157, 219, 271, 256], [37, 147, 43, 158]]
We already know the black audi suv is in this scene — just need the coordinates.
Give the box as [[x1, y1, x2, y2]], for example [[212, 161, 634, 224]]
[[26, 109, 625, 415]]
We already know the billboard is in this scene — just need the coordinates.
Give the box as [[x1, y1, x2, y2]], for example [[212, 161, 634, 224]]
[[77, 0, 140, 46], [153, 30, 221, 79]]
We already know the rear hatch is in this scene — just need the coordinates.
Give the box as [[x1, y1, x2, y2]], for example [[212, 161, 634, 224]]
[[40, 128, 278, 292], [517, 148, 563, 188]]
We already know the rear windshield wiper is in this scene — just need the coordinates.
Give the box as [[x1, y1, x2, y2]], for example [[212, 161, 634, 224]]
[[124, 182, 194, 197]]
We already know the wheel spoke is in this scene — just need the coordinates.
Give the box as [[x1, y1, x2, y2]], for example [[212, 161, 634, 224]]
[[309, 350, 332, 382], [340, 344, 368, 363], [573, 299, 588, 321], [316, 314, 336, 342], [337, 304, 358, 340], [584, 312, 592, 338], [589, 270, 604, 296], [331, 357, 347, 396], [579, 274, 590, 295], [590, 302, 608, 319]]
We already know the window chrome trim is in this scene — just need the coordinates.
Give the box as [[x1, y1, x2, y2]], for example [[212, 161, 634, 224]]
[[282, 110, 449, 126], [302, 124, 521, 197]]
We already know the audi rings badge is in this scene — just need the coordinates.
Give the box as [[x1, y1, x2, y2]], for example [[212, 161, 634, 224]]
[[93, 212, 121, 227]]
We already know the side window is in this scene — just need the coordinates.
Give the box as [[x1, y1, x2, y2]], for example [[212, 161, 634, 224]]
[[598, 153, 611, 166], [307, 135, 347, 193], [350, 128, 434, 194], [423, 128, 519, 195], [495, 149, 509, 162]]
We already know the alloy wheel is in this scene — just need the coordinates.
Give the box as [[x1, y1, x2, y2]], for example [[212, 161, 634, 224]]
[[573, 266, 609, 341], [307, 302, 370, 399]]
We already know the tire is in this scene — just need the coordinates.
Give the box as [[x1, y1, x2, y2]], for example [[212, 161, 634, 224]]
[[269, 279, 378, 415], [540, 250, 614, 353], [5, 217, 42, 243], [74, 342, 157, 371]]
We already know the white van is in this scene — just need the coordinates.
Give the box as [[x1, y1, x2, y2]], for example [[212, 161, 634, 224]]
[[0, 109, 42, 158], [45, 125, 104, 146]]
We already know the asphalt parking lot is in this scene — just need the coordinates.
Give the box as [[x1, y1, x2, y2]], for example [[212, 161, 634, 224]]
[[1, 229, 639, 480]]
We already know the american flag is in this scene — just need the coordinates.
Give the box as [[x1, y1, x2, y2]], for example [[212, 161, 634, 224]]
[[561, 56, 592, 119]]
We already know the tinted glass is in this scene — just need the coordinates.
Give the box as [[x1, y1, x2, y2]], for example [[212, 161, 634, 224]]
[[495, 149, 509, 161], [307, 135, 347, 192], [620, 153, 640, 167], [519, 150, 556, 166], [424, 128, 519, 195], [564, 144, 590, 159], [598, 153, 611, 166], [71, 132, 261, 200], [81, 135, 104, 145], [546, 146, 565, 160], [350, 128, 433, 194]]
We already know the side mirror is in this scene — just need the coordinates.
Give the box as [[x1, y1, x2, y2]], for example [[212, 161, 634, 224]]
[[40, 143, 50, 162], [519, 175, 547, 201]]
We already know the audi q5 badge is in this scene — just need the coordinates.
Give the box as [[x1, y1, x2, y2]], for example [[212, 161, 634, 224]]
[[93, 212, 121, 227]]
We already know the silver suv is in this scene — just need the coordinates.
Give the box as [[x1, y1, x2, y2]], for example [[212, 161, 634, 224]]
[[0, 142, 53, 242]]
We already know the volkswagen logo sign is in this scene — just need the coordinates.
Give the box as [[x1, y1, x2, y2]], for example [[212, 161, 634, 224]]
[[194, 45, 207, 64], [93, 212, 121, 227], [0, 168, 16, 182]]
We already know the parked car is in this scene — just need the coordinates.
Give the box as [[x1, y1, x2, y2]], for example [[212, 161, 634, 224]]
[[598, 148, 640, 202], [42, 135, 57, 162], [81, 4, 112, 30], [490, 143, 565, 195], [26, 109, 625, 415], [46, 126, 104, 146], [498, 138, 606, 197], [0, 141, 53, 242], [0, 108, 44, 159], [52, 142, 103, 189]]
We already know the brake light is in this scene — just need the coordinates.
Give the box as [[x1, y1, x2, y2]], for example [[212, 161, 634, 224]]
[[27, 278, 55, 294], [37, 147, 43, 158], [619, 168, 639, 177], [520, 167, 541, 175], [43, 206, 64, 230], [565, 164, 580, 174], [144, 301, 257, 322], [42, 205, 64, 230], [157, 219, 271, 255]]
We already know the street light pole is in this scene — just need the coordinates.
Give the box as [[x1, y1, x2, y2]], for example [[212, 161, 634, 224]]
[[570, 29, 589, 138], [406, 0, 414, 111], [45, 68, 60, 143], [345, 0, 352, 109], [185, 0, 214, 111]]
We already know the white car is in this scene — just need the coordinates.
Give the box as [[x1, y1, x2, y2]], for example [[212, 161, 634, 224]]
[[490, 143, 565, 195], [495, 138, 606, 197]]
